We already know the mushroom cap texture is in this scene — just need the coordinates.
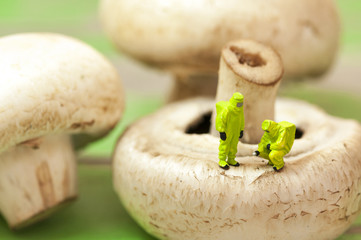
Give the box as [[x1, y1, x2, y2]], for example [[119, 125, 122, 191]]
[[0, 33, 125, 153], [113, 98, 361, 240], [100, 0, 340, 79]]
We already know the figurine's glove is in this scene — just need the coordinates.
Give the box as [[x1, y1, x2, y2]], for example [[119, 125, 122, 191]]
[[267, 144, 271, 150], [220, 132, 227, 141], [239, 131, 244, 139]]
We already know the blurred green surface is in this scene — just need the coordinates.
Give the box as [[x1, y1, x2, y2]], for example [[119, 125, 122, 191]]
[[280, 84, 361, 121], [0, 0, 115, 55], [0, 0, 361, 239], [337, 0, 361, 54]]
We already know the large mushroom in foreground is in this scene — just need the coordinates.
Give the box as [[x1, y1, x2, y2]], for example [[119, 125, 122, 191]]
[[0, 33, 124, 229], [99, 0, 340, 101], [112, 40, 361, 239]]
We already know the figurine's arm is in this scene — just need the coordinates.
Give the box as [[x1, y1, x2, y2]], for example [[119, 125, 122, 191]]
[[216, 109, 228, 140], [216, 109, 227, 132], [239, 110, 245, 138]]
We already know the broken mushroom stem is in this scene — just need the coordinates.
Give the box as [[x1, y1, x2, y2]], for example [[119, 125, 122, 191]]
[[210, 40, 283, 144]]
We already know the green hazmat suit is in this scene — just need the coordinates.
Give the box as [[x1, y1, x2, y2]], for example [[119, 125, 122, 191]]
[[257, 120, 296, 170], [215, 92, 245, 168]]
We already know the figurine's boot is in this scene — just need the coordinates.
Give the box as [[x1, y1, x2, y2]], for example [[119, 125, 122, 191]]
[[218, 160, 229, 170], [269, 150, 285, 171], [227, 158, 240, 166]]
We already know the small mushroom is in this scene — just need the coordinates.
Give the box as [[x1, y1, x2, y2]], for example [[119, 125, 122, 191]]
[[113, 40, 361, 239], [99, 0, 340, 101], [0, 33, 124, 229]]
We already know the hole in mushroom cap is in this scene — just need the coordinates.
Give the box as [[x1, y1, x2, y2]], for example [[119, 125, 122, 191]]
[[185, 112, 211, 134], [186, 112, 304, 139], [230, 46, 266, 67], [295, 128, 304, 139]]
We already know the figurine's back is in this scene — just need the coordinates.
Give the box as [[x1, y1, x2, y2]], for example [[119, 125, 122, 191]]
[[279, 121, 296, 152], [215, 101, 228, 131]]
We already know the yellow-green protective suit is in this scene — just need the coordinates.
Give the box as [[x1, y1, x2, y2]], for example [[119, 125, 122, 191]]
[[257, 120, 296, 170], [215, 92, 245, 168]]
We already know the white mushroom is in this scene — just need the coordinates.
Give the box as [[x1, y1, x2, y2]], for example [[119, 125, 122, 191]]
[[0, 33, 124, 228], [112, 40, 361, 239], [99, 0, 340, 101]]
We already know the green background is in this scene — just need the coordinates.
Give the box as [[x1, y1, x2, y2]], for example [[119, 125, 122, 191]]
[[0, 0, 360, 239]]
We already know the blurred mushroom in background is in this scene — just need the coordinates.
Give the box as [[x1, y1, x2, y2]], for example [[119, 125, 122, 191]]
[[99, 0, 340, 102]]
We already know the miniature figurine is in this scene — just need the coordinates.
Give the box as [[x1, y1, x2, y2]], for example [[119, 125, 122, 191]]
[[254, 120, 296, 171], [215, 92, 245, 169]]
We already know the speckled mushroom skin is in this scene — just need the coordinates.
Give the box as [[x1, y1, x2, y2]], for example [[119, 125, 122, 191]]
[[100, 0, 340, 79], [0, 33, 124, 154], [113, 98, 361, 240]]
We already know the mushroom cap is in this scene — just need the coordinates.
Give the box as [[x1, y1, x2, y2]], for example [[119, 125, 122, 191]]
[[113, 98, 361, 240], [100, 0, 340, 79], [0, 33, 125, 153]]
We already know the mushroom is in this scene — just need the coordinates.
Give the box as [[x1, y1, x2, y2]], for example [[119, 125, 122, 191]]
[[0, 33, 124, 229], [99, 0, 340, 101], [112, 40, 361, 239]]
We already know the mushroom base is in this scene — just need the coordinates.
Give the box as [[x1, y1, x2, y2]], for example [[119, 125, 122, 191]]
[[114, 98, 361, 240], [0, 135, 77, 229]]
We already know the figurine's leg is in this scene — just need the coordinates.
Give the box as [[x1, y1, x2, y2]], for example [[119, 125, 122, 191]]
[[267, 159, 274, 166], [218, 139, 230, 168], [254, 149, 270, 161], [257, 143, 270, 160], [227, 136, 239, 166], [269, 150, 285, 170]]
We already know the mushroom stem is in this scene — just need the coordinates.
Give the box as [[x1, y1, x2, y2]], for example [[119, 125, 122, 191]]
[[0, 135, 77, 229], [210, 40, 283, 144], [167, 73, 218, 102]]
